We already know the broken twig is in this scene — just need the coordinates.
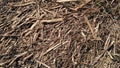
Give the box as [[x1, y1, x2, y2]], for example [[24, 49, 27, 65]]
[[41, 18, 63, 24]]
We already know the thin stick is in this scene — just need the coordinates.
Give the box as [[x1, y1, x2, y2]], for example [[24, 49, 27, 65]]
[[41, 18, 63, 24]]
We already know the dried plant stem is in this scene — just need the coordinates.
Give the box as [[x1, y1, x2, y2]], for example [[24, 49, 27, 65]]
[[84, 16, 96, 39], [42, 41, 69, 56], [35, 59, 51, 68], [8, 52, 27, 67], [41, 18, 63, 24], [11, 1, 36, 7], [74, 0, 91, 11]]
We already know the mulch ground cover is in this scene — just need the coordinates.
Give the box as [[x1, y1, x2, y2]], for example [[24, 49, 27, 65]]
[[0, 0, 120, 68]]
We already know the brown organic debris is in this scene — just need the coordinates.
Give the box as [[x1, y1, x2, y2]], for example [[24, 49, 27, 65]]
[[0, 0, 120, 68]]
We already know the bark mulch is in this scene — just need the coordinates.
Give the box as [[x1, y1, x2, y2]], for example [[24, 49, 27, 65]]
[[0, 0, 120, 68]]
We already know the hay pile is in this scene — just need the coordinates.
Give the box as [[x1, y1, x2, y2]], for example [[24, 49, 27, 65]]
[[0, 0, 120, 68]]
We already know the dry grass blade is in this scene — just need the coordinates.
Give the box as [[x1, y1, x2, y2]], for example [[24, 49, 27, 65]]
[[29, 14, 44, 30], [12, 15, 26, 29], [8, 52, 27, 67], [84, 16, 96, 39], [35, 59, 51, 68], [42, 41, 69, 56], [74, 0, 91, 11], [0, 0, 119, 67], [23, 53, 33, 62], [0, 60, 11, 66], [104, 34, 110, 50], [56, 0, 77, 2], [30, 20, 40, 30], [10, 1, 36, 7], [92, 51, 105, 65], [92, 38, 115, 65]]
